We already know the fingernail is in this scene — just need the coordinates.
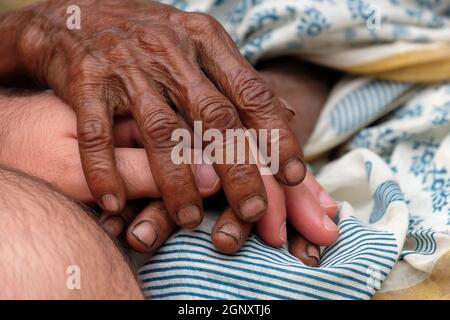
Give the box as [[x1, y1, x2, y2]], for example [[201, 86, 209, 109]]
[[280, 98, 296, 117], [177, 204, 202, 228], [319, 191, 337, 209], [322, 215, 338, 231], [195, 163, 220, 192], [101, 194, 120, 213], [282, 158, 306, 186], [279, 222, 287, 243], [239, 195, 267, 222], [101, 215, 124, 237], [306, 243, 320, 265], [217, 223, 242, 245], [131, 220, 158, 249]]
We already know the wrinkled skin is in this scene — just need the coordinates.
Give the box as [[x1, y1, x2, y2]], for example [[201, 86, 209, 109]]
[[11, 0, 307, 229], [0, 1, 340, 266], [0, 86, 337, 266], [101, 57, 340, 266]]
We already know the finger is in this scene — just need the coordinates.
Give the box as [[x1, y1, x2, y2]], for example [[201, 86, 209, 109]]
[[64, 141, 221, 202], [127, 201, 177, 254], [211, 208, 252, 254], [115, 148, 221, 200], [113, 114, 195, 149], [284, 181, 339, 246], [302, 171, 338, 219], [100, 201, 141, 238], [184, 13, 306, 186], [125, 74, 203, 228], [112, 116, 221, 197], [75, 93, 126, 214], [289, 232, 321, 267], [100, 215, 125, 238], [165, 59, 268, 223], [254, 168, 287, 248], [212, 104, 293, 248]]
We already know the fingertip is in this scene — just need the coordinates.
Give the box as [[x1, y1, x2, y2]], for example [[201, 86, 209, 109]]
[[100, 215, 125, 238], [321, 215, 339, 244], [127, 219, 159, 253], [126, 202, 176, 254], [100, 193, 123, 213], [280, 157, 307, 186], [289, 235, 321, 267], [212, 223, 242, 254], [319, 191, 338, 218], [324, 204, 338, 220], [302, 172, 338, 219], [237, 194, 267, 222], [176, 204, 203, 228], [212, 208, 251, 254], [255, 221, 287, 247], [285, 183, 339, 246]]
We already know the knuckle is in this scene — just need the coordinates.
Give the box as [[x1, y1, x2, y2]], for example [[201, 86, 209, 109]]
[[200, 99, 240, 130], [140, 109, 178, 147], [71, 55, 103, 81], [78, 115, 112, 150], [183, 12, 220, 31], [226, 163, 258, 185], [18, 26, 45, 60], [136, 26, 181, 53], [159, 170, 193, 194], [152, 201, 169, 215], [235, 71, 278, 114], [86, 162, 116, 184]]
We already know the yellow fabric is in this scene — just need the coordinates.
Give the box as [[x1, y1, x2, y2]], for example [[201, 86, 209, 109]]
[[373, 250, 450, 300], [372, 58, 450, 83], [343, 45, 450, 83], [0, 0, 44, 12]]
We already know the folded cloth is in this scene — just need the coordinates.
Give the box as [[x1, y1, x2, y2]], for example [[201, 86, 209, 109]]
[[140, 0, 450, 300], [158, 0, 450, 82]]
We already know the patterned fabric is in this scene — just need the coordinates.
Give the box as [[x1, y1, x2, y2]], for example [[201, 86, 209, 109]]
[[308, 79, 450, 298], [139, 0, 450, 300], [158, 0, 450, 82]]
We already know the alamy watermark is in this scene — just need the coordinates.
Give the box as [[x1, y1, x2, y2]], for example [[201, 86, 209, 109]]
[[366, 5, 381, 30], [66, 5, 81, 30], [66, 265, 81, 290], [171, 121, 280, 175], [366, 265, 382, 291]]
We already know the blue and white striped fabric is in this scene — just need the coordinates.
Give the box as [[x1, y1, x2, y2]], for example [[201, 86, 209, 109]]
[[330, 81, 412, 135], [140, 216, 398, 300]]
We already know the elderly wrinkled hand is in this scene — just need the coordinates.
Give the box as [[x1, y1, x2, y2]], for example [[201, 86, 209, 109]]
[[2, 0, 306, 229]]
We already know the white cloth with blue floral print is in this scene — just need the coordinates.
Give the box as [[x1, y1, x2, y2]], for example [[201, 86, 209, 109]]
[[139, 0, 450, 299]]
